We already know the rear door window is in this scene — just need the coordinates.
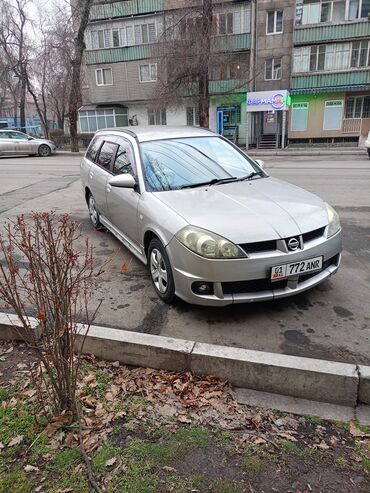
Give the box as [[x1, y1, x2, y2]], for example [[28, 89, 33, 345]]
[[96, 141, 118, 172], [86, 135, 104, 162]]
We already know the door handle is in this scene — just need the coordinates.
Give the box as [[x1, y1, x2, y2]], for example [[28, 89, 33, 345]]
[[106, 184, 112, 192]]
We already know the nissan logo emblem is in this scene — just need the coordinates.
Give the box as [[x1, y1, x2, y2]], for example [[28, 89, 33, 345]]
[[288, 238, 300, 251]]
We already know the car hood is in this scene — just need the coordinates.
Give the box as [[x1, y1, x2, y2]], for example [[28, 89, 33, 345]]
[[154, 177, 329, 243]]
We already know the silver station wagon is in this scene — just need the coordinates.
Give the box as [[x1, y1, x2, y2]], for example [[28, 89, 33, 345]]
[[80, 126, 342, 306]]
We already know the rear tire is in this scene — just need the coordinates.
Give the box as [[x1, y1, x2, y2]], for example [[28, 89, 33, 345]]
[[148, 238, 176, 304], [88, 193, 103, 230], [367, 148, 370, 159], [38, 144, 51, 157]]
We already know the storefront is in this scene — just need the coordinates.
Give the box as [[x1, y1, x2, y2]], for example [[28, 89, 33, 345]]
[[288, 92, 370, 146], [246, 90, 291, 149]]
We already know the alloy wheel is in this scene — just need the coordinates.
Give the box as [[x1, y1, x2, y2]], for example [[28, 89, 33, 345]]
[[150, 248, 168, 294], [89, 195, 99, 227], [39, 144, 51, 157]]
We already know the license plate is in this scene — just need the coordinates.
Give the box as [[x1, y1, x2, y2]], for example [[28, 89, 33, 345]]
[[271, 256, 323, 281]]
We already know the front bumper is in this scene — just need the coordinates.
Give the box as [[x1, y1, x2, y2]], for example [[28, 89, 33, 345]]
[[166, 230, 342, 306]]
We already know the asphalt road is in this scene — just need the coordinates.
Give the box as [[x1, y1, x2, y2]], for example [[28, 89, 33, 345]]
[[0, 151, 369, 365]]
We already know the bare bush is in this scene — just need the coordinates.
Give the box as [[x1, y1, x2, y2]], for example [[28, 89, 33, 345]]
[[0, 212, 103, 417]]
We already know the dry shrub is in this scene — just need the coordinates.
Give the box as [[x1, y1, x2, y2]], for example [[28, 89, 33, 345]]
[[0, 211, 103, 417]]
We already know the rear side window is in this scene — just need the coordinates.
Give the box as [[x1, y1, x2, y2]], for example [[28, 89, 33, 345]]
[[86, 136, 103, 162], [96, 141, 118, 171], [113, 142, 136, 176]]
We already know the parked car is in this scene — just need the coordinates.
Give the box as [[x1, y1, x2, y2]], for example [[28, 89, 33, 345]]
[[80, 126, 342, 306], [0, 130, 56, 157], [365, 131, 370, 158]]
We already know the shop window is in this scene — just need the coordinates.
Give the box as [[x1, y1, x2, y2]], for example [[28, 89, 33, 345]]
[[323, 100, 343, 130], [291, 103, 309, 132], [345, 96, 370, 118], [217, 106, 241, 125], [148, 109, 167, 125], [265, 58, 282, 80]]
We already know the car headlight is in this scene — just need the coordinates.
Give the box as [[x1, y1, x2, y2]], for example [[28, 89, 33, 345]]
[[325, 203, 341, 238], [175, 226, 247, 259]]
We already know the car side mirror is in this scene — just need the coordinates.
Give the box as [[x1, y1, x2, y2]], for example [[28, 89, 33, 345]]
[[28, 136, 33, 141], [109, 174, 136, 189], [255, 159, 265, 169]]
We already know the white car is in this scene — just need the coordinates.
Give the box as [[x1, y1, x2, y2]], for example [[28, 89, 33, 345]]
[[365, 131, 370, 158], [0, 130, 56, 157]]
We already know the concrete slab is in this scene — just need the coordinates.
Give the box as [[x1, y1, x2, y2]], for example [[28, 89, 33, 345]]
[[77, 323, 194, 372], [191, 342, 359, 406], [356, 405, 370, 428], [358, 365, 370, 405], [235, 387, 355, 422], [0, 313, 40, 342]]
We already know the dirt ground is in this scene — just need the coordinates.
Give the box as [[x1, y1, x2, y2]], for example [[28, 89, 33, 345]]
[[0, 340, 369, 493]]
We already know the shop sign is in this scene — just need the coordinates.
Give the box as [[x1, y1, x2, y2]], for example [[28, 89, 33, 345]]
[[247, 90, 290, 112]]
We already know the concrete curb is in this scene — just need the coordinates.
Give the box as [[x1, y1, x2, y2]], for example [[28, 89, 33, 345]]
[[1, 314, 369, 407], [0, 313, 40, 343]]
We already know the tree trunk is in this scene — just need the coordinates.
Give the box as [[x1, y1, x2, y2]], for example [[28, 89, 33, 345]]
[[19, 74, 26, 131], [68, 0, 94, 153], [198, 0, 212, 128]]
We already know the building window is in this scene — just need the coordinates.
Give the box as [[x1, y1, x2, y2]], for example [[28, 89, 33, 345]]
[[296, 0, 370, 26], [350, 40, 370, 68], [323, 100, 344, 130], [89, 22, 156, 50], [266, 11, 283, 34], [186, 107, 200, 126], [148, 109, 166, 125], [310, 45, 326, 71], [95, 68, 113, 86], [345, 96, 370, 118], [79, 108, 128, 133], [265, 58, 282, 80], [217, 106, 241, 125], [139, 63, 157, 82], [291, 103, 309, 131]]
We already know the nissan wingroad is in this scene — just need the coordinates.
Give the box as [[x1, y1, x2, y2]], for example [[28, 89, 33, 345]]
[[80, 126, 342, 306]]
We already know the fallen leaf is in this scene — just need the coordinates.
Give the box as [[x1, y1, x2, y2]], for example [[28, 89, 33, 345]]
[[24, 464, 39, 473], [44, 412, 72, 436], [105, 457, 117, 467], [350, 422, 370, 438], [277, 432, 298, 442], [162, 465, 177, 473], [253, 437, 267, 445], [315, 441, 330, 450], [8, 435, 23, 447], [121, 263, 129, 271], [0, 442, 4, 449]]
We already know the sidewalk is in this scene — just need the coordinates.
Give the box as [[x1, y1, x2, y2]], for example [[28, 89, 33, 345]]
[[246, 146, 366, 157]]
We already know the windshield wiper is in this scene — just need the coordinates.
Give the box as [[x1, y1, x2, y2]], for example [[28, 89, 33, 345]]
[[180, 176, 238, 189], [239, 171, 264, 181]]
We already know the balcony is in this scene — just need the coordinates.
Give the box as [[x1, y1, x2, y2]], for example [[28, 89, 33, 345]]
[[89, 0, 164, 21], [294, 20, 370, 45], [85, 34, 251, 65], [291, 69, 370, 93]]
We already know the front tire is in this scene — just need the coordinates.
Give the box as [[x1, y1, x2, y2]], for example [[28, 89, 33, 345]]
[[38, 144, 51, 157], [148, 238, 176, 304], [88, 193, 103, 230]]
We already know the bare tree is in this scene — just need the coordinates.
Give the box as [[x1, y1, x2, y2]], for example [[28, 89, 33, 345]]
[[68, 0, 94, 152], [0, 0, 30, 130], [154, 0, 251, 128]]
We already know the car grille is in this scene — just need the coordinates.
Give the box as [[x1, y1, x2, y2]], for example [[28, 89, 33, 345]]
[[221, 255, 338, 295], [239, 226, 326, 255], [302, 227, 326, 243], [239, 240, 277, 254]]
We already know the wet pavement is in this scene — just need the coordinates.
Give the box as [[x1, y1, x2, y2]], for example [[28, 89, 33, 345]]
[[0, 152, 369, 364]]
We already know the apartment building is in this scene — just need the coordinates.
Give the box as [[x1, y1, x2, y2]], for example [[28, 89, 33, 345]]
[[289, 0, 370, 145], [79, 0, 252, 144], [79, 0, 370, 147]]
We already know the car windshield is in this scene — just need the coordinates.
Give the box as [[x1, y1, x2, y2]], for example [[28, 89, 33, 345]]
[[140, 136, 262, 192]]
